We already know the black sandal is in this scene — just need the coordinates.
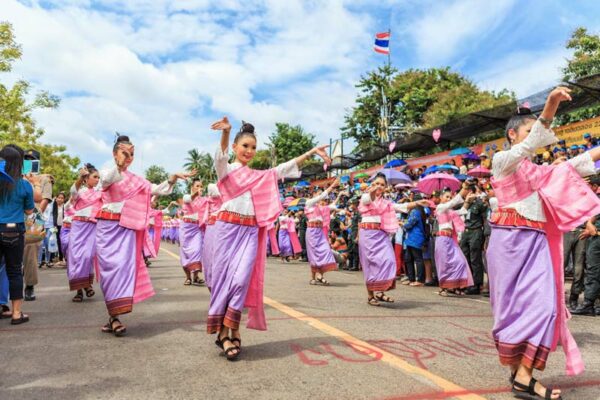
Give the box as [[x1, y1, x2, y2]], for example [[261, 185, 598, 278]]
[[375, 292, 394, 303], [193, 277, 205, 286], [223, 340, 241, 361], [215, 335, 229, 350], [231, 337, 242, 351], [184, 278, 192, 286], [11, 312, 30, 325], [102, 317, 127, 337], [512, 377, 562, 400], [0, 304, 11, 319], [367, 297, 380, 306], [72, 291, 84, 303], [84, 287, 95, 298]]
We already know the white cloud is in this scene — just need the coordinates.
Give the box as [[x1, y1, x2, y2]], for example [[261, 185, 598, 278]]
[[474, 47, 571, 97], [1, 0, 375, 175], [408, 0, 517, 65]]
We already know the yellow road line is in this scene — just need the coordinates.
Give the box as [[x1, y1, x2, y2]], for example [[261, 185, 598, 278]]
[[160, 247, 485, 400]]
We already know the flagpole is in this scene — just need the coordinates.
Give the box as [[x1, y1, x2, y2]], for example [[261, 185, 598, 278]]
[[387, 28, 391, 67]]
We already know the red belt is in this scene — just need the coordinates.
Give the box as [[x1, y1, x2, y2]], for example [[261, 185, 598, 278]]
[[217, 211, 257, 227], [435, 230, 453, 237], [183, 218, 198, 223], [96, 210, 121, 221], [490, 208, 545, 230], [207, 215, 217, 226], [73, 216, 92, 223], [308, 221, 323, 228], [360, 222, 381, 230], [62, 222, 71, 229]]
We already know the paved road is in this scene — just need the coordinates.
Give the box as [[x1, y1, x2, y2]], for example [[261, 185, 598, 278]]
[[2, 242, 599, 400]]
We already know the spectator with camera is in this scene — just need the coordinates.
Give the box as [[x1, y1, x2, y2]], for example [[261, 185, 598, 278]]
[[0, 145, 42, 324]]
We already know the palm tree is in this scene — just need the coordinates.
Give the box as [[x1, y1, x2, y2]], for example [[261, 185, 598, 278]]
[[184, 149, 215, 183]]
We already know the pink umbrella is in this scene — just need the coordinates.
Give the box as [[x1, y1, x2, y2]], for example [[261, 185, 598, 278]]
[[394, 182, 414, 189], [417, 173, 461, 195], [468, 166, 492, 178], [282, 196, 295, 207]]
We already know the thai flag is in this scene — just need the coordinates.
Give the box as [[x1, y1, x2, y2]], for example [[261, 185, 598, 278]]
[[374, 32, 390, 55]]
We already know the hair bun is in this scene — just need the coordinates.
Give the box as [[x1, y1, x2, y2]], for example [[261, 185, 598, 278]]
[[116, 135, 131, 143], [515, 106, 532, 116], [85, 163, 96, 170], [240, 122, 255, 134]]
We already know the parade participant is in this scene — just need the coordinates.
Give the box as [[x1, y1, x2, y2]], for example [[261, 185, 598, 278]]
[[434, 186, 474, 296], [68, 164, 102, 302], [96, 135, 191, 337], [180, 178, 207, 286], [277, 210, 301, 262], [59, 201, 74, 267], [143, 197, 164, 266], [304, 179, 343, 286], [359, 173, 427, 306], [487, 87, 600, 399], [201, 183, 222, 291], [209, 117, 330, 361]]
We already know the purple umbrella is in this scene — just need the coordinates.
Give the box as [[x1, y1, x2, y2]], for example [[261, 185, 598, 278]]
[[463, 152, 480, 161], [369, 168, 412, 185], [417, 173, 461, 195]]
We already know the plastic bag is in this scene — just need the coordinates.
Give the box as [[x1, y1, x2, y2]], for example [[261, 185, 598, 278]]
[[48, 231, 58, 253]]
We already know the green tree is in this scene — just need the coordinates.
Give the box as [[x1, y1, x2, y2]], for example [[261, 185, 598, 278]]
[[248, 149, 272, 170], [145, 164, 169, 184], [183, 148, 215, 183], [145, 164, 185, 204], [0, 22, 79, 194], [556, 27, 600, 125], [268, 123, 316, 164], [342, 66, 512, 151]]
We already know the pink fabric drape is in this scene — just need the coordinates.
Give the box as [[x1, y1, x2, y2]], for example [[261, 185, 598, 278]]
[[492, 160, 600, 375], [217, 165, 282, 331]]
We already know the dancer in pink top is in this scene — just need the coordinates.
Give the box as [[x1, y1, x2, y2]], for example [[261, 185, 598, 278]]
[[209, 117, 330, 361], [68, 163, 102, 302], [487, 87, 600, 399], [96, 135, 193, 337]]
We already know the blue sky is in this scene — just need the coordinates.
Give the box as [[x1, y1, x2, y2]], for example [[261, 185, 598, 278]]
[[2, 0, 600, 174]]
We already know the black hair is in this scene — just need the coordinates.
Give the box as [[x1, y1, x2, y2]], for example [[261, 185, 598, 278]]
[[233, 122, 257, 144], [85, 163, 98, 174], [0, 144, 24, 201], [373, 172, 388, 185], [505, 107, 537, 145], [113, 134, 132, 152]]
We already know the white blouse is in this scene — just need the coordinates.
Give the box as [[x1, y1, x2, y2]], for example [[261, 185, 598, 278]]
[[306, 191, 336, 222], [69, 184, 99, 218], [492, 120, 596, 222], [435, 193, 464, 230], [100, 166, 173, 213], [214, 149, 301, 216]]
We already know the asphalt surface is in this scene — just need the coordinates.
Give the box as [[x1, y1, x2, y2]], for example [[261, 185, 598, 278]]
[[2, 242, 600, 400]]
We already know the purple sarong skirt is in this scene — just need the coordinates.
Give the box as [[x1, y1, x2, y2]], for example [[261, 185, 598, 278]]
[[486, 225, 556, 371], [306, 227, 337, 274], [60, 225, 71, 262], [434, 235, 473, 289], [207, 220, 258, 333], [96, 220, 137, 316], [67, 220, 96, 291], [278, 229, 294, 257], [179, 221, 203, 272], [358, 228, 396, 292]]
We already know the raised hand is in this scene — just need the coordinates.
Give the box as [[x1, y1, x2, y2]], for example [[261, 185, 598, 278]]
[[211, 116, 231, 132], [416, 199, 430, 208], [548, 86, 572, 104], [78, 167, 89, 178], [313, 144, 331, 165]]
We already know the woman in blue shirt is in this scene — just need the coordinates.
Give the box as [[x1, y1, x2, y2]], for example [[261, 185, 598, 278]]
[[0, 145, 38, 325]]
